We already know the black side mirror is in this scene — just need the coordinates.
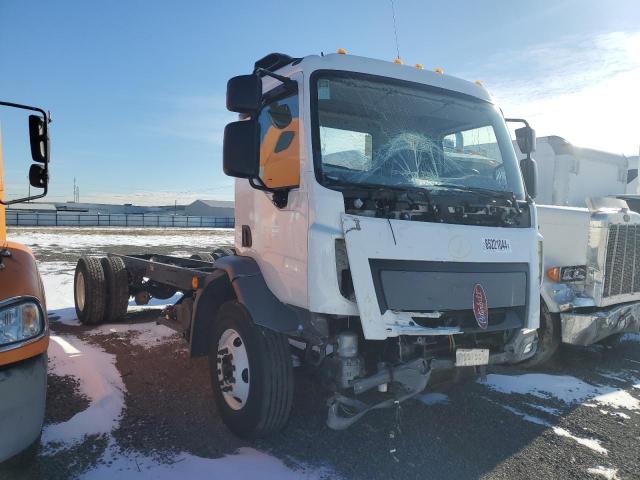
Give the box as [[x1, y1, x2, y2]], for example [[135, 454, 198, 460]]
[[226, 75, 262, 114], [515, 125, 536, 155], [29, 164, 47, 188], [520, 157, 538, 199], [223, 119, 260, 178], [29, 114, 47, 163]]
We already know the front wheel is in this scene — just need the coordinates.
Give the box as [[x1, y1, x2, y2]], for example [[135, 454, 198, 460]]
[[208, 301, 294, 438], [520, 302, 561, 369]]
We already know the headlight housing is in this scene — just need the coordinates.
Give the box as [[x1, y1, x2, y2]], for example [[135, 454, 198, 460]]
[[0, 299, 44, 347], [546, 265, 587, 283]]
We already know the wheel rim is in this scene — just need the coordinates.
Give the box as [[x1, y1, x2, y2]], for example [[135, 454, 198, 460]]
[[217, 328, 250, 410], [76, 270, 86, 311]]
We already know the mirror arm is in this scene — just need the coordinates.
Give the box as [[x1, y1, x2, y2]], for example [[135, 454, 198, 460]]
[[505, 117, 533, 159], [504, 117, 530, 128], [255, 68, 296, 89], [0, 101, 50, 204], [248, 177, 290, 208], [0, 183, 48, 205]]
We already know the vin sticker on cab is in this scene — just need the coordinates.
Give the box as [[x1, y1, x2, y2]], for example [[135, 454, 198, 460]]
[[482, 238, 511, 253]]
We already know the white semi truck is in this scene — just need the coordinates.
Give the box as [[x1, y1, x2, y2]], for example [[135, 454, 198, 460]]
[[73, 52, 542, 436], [513, 137, 640, 365]]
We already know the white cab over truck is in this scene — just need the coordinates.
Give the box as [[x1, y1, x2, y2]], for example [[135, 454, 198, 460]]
[[74, 52, 542, 436], [513, 137, 640, 365]]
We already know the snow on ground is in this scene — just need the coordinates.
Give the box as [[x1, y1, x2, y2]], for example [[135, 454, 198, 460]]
[[45, 327, 333, 479], [9, 227, 234, 250], [484, 399, 608, 455], [89, 322, 180, 349], [417, 392, 449, 406], [622, 333, 640, 343], [43, 335, 125, 449], [81, 448, 333, 480], [587, 466, 620, 480], [480, 373, 640, 411], [480, 372, 640, 456], [32, 229, 334, 479]]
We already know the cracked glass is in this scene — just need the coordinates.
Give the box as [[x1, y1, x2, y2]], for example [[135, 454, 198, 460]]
[[313, 72, 525, 199]]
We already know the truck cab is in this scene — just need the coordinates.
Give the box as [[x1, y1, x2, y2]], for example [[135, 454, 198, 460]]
[[0, 102, 51, 462], [222, 52, 542, 430]]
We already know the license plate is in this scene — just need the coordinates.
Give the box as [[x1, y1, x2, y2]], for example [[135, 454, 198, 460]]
[[455, 348, 490, 367]]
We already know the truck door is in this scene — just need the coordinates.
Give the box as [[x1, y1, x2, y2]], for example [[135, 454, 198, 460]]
[[237, 78, 308, 308]]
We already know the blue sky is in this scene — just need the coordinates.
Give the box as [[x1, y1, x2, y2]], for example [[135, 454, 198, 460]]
[[1, 0, 638, 204]]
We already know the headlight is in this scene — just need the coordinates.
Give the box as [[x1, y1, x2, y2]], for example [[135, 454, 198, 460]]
[[560, 266, 587, 282], [0, 300, 44, 347], [546, 265, 587, 283]]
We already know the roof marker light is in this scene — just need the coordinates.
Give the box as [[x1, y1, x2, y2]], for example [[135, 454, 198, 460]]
[[475, 80, 483, 86], [434, 67, 444, 74], [393, 57, 402, 64], [337, 48, 347, 54], [415, 63, 423, 69]]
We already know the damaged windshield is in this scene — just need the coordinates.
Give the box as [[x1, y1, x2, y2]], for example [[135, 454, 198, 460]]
[[312, 72, 525, 200]]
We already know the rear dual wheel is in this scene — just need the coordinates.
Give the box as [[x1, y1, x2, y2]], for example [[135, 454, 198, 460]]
[[74, 256, 129, 325]]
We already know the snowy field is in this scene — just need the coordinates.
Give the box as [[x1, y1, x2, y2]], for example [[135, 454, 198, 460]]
[[2, 227, 640, 480]]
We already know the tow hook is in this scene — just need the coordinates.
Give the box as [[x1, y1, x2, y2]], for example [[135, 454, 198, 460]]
[[326, 358, 431, 430]]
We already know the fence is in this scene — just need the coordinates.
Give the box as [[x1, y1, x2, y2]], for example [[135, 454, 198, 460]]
[[6, 211, 235, 228]]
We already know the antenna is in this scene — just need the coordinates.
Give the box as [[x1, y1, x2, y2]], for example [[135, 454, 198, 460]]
[[390, 0, 401, 62]]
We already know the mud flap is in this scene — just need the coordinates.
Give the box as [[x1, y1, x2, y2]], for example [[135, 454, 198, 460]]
[[327, 359, 431, 430]]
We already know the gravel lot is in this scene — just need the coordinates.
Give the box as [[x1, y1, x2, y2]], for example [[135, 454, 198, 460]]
[[1, 227, 639, 480]]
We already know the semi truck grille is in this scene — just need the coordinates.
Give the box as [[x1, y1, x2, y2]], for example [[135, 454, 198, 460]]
[[603, 224, 640, 297]]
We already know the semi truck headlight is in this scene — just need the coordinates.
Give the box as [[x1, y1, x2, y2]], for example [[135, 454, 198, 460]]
[[546, 265, 587, 283], [0, 300, 44, 347]]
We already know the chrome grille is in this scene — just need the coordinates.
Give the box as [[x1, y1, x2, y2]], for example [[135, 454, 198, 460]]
[[603, 224, 640, 297]]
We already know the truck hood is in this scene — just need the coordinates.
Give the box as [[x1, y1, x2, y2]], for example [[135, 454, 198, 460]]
[[341, 214, 540, 339], [537, 205, 590, 269]]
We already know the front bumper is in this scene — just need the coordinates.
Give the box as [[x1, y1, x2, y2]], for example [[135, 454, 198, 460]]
[[428, 328, 539, 370], [561, 301, 640, 346], [0, 354, 47, 463]]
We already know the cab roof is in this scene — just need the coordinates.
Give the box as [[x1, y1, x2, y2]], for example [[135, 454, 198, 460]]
[[255, 52, 493, 104]]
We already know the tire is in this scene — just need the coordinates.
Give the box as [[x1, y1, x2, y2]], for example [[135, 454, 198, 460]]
[[74, 256, 106, 325], [100, 256, 129, 323], [212, 246, 235, 259], [190, 253, 215, 263], [208, 301, 294, 438], [520, 302, 561, 369]]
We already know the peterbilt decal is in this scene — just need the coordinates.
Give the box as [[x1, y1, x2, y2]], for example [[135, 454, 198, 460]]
[[473, 283, 489, 329]]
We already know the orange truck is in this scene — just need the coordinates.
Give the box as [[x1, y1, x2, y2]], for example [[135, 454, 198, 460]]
[[0, 101, 51, 462]]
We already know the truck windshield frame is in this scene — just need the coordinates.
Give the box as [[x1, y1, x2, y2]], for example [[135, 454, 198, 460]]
[[309, 70, 526, 200]]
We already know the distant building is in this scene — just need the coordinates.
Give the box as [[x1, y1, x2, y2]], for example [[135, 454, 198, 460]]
[[185, 200, 235, 218], [5, 202, 57, 213], [7, 199, 233, 218]]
